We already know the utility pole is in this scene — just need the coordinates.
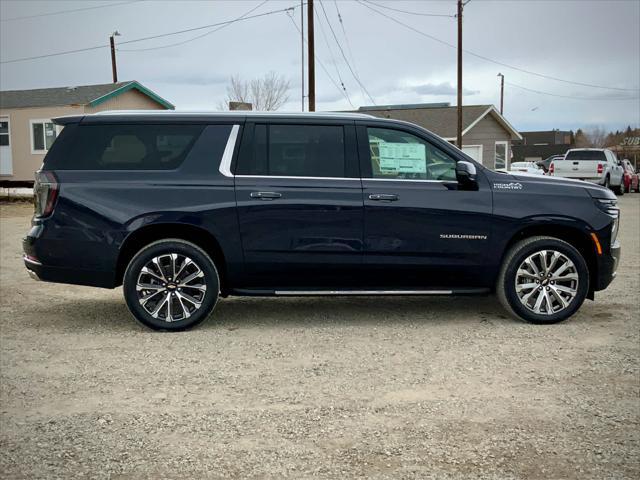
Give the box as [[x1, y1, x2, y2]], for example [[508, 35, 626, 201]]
[[307, 0, 315, 112], [110, 31, 121, 83], [456, 1, 463, 149], [497, 73, 504, 115], [300, 0, 305, 111]]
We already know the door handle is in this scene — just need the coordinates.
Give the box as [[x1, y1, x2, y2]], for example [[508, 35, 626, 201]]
[[368, 193, 398, 201], [250, 191, 282, 200]]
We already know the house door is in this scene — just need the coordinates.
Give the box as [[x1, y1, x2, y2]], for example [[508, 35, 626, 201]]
[[0, 117, 12, 176]]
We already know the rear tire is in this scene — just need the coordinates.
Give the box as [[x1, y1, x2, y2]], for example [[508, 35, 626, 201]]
[[497, 236, 589, 324], [123, 239, 220, 331]]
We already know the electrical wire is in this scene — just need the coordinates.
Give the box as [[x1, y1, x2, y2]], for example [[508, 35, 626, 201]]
[[361, 0, 454, 18], [357, 0, 639, 93], [314, 7, 354, 107], [317, 0, 376, 104], [332, 0, 368, 100], [1, 3, 300, 64], [118, 0, 269, 52], [0, 1, 142, 22], [286, 11, 352, 106], [506, 81, 639, 101]]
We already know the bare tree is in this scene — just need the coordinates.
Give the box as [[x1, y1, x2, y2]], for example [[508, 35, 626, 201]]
[[585, 126, 609, 148], [220, 72, 291, 111]]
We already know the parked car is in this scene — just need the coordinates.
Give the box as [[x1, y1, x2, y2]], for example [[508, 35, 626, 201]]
[[508, 161, 544, 175], [24, 112, 620, 330], [621, 159, 639, 193], [537, 155, 564, 174], [549, 148, 625, 195]]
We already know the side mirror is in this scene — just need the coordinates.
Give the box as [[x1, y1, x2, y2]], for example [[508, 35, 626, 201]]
[[456, 160, 478, 190]]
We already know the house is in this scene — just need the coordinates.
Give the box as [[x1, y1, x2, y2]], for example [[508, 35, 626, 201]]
[[511, 130, 574, 162], [0, 81, 175, 183], [355, 103, 522, 169]]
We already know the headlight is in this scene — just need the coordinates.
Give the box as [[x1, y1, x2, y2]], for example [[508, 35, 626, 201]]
[[594, 198, 620, 242]]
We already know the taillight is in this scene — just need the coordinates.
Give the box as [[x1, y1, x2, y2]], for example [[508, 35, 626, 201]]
[[549, 163, 555, 175], [33, 171, 59, 218], [597, 163, 603, 174]]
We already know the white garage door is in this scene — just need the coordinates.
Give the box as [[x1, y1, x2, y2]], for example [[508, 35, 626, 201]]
[[462, 145, 482, 163]]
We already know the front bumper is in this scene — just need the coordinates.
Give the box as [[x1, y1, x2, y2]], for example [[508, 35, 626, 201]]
[[594, 238, 620, 291]]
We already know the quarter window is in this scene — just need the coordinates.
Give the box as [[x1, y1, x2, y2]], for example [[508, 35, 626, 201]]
[[239, 124, 346, 177], [48, 124, 205, 170], [367, 127, 457, 181], [30, 120, 58, 153]]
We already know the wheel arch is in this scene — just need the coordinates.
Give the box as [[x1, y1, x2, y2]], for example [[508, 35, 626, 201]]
[[502, 222, 598, 297], [116, 223, 228, 292]]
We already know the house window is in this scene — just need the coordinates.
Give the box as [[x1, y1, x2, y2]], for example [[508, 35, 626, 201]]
[[494, 141, 508, 170], [30, 120, 59, 153], [0, 120, 9, 146]]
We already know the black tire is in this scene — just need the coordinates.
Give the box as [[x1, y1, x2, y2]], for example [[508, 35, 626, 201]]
[[614, 182, 624, 196], [123, 239, 220, 331], [603, 175, 610, 190], [497, 236, 589, 324]]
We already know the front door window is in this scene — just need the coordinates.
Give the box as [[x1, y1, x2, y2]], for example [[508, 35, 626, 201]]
[[367, 127, 457, 181]]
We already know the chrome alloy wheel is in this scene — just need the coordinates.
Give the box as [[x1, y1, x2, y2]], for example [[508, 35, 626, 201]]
[[136, 254, 207, 322], [514, 250, 579, 315]]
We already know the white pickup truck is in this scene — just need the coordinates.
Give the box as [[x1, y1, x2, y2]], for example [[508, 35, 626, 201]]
[[549, 148, 624, 195]]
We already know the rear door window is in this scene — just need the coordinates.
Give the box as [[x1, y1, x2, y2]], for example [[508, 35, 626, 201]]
[[238, 124, 346, 178], [47, 124, 204, 170]]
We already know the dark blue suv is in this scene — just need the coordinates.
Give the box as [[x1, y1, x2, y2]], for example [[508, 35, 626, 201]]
[[23, 112, 620, 330]]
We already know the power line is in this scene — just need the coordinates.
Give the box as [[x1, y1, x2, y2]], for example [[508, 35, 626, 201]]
[[317, 0, 376, 104], [286, 11, 351, 105], [314, 7, 354, 107], [0, 0, 143, 22], [362, 0, 454, 18], [332, 0, 368, 100], [118, 0, 269, 52], [1, 4, 300, 64], [357, 0, 639, 93], [506, 81, 639, 101]]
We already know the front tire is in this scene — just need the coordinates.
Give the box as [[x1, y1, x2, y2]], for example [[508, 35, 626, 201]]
[[123, 239, 220, 331], [497, 236, 589, 324]]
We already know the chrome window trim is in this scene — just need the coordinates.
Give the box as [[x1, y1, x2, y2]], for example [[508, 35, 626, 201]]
[[218, 124, 240, 178], [363, 178, 453, 184], [235, 174, 359, 181], [232, 174, 452, 184]]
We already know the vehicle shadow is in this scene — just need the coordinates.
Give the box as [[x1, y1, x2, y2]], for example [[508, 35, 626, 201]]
[[31, 294, 516, 333]]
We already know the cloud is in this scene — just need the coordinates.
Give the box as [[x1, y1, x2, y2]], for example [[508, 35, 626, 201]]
[[406, 82, 479, 96]]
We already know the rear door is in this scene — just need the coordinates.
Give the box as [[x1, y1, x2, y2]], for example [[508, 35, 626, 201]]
[[233, 119, 363, 289], [357, 122, 493, 288]]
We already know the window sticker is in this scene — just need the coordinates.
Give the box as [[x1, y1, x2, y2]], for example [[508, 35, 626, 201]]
[[378, 142, 426, 173]]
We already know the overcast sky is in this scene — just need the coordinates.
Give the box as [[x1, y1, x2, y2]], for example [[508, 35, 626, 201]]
[[1, 0, 639, 132]]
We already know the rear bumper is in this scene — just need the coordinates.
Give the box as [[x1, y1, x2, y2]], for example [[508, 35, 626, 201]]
[[594, 239, 620, 291], [23, 226, 116, 288]]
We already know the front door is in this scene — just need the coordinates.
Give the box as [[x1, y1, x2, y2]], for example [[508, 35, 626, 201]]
[[357, 123, 493, 288], [234, 121, 363, 289], [0, 117, 12, 176]]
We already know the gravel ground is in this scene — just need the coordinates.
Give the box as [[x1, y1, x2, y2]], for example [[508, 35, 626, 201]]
[[0, 197, 638, 479]]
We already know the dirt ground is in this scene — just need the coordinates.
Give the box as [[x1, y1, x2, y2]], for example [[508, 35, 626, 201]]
[[0, 197, 638, 479]]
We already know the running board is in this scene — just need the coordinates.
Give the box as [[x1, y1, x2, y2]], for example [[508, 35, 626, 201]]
[[231, 288, 489, 297]]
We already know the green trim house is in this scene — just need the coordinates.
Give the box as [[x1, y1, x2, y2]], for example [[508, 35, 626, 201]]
[[0, 80, 174, 182]]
